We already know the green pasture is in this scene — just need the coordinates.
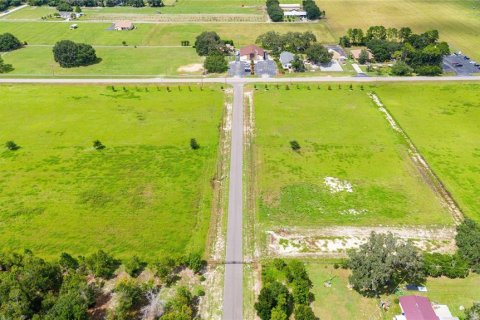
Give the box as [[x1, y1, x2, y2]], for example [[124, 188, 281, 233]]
[[321, 0, 480, 60], [374, 83, 480, 222], [253, 84, 452, 227], [1, 5, 56, 19], [1, 46, 203, 76], [0, 84, 223, 261], [0, 21, 334, 46], [308, 263, 480, 319]]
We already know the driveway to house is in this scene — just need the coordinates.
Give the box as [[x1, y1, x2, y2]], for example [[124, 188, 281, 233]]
[[222, 83, 244, 320], [0, 4, 27, 18]]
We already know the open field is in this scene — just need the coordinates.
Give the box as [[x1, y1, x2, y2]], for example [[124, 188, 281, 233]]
[[1, 5, 56, 19], [252, 85, 452, 227], [2, 46, 203, 76], [373, 83, 480, 222], [321, 0, 480, 61], [308, 262, 480, 319], [0, 21, 334, 46], [0, 84, 224, 260]]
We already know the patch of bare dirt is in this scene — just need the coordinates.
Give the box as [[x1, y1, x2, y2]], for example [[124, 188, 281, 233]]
[[177, 63, 204, 73]]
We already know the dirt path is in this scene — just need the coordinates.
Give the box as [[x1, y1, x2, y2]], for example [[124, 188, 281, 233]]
[[369, 93, 464, 224]]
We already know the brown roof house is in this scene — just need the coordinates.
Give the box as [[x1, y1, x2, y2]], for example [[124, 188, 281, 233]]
[[239, 45, 266, 61], [350, 48, 373, 62], [114, 21, 134, 31]]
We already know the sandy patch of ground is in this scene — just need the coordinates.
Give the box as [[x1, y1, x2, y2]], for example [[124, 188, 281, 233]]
[[324, 176, 353, 193], [267, 226, 456, 257], [177, 63, 203, 73]]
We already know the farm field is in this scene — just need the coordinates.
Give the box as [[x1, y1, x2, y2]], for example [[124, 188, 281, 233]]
[[252, 85, 452, 227], [320, 0, 480, 61], [2, 46, 203, 76], [374, 83, 480, 222], [0, 84, 224, 260], [0, 21, 334, 46], [308, 262, 480, 319]]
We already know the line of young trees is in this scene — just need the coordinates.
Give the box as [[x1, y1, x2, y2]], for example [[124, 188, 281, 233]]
[[27, 0, 163, 8], [340, 26, 449, 75], [0, 250, 206, 319]]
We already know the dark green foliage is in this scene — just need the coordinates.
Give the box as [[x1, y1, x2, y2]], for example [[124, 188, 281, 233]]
[[339, 36, 351, 47], [146, 0, 163, 6], [58, 252, 79, 272], [348, 232, 425, 297], [423, 253, 469, 278], [291, 55, 305, 72], [415, 65, 442, 76], [305, 43, 332, 64], [0, 33, 23, 52], [303, 0, 322, 20], [163, 286, 195, 320], [346, 28, 365, 45], [194, 31, 225, 56], [85, 250, 119, 278], [456, 219, 480, 273], [204, 54, 228, 73], [294, 305, 316, 320], [53, 40, 98, 68], [266, 0, 283, 22], [124, 255, 145, 277], [45, 291, 89, 320], [391, 61, 413, 76], [56, 1, 73, 11], [358, 48, 370, 64], [255, 281, 293, 320], [190, 138, 200, 150], [93, 140, 105, 150], [154, 257, 178, 286], [256, 31, 316, 56], [185, 252, 206, 273], [290, 140, 301, 152], [465, 303, 480, 320], [109, 279, 143, 319], [5, 140, 19, 151], [0, 57, 13, 73]]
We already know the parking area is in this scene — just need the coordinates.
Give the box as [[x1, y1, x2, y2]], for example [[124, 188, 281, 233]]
[[443, 53, 480, 75], [228, 60, 277, 77]]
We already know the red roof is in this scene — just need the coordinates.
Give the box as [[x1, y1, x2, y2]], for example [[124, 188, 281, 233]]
[[399, 296, 439, 320], [239, 45, 265, 57]]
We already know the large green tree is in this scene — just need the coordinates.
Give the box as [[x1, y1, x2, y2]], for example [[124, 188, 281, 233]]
[[305, 43, 332, 64], [0, 57, 13, 73], [0, 33, 22, 52], [53, 40, 98, 68], [456, 219, 480, 273], [348, 232, 425, 297], [204, 54, 228, 73], [194, 31, 225, 56]]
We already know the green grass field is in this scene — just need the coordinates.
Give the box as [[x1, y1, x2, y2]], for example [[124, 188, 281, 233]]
[[2, 46, 203, 76], [320, 0, 480, 61], [253, 85, 452, 227], [308, 263, 480, 319], [0, 84, 223, 260], [373, 83, 480, 222]]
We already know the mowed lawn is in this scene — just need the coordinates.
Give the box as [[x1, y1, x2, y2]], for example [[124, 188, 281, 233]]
[[0, 85, 223, 260], [308, 263, 480, 319], [0, 21, 334, 46], [253, 85, 452, 227], [2, 46, 203, 76], [374, 83, 480, 222], [320, 0, 480, 60]]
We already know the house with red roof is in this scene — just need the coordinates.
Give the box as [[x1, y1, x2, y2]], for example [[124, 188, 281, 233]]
[[239, 45, 266, 62], [394, 296, 459, 320]]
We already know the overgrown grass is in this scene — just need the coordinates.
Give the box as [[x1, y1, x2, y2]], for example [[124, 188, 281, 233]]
[[0, 84, 224, 261], [253, 84, 452, 227], [374, 83, 480, 222]]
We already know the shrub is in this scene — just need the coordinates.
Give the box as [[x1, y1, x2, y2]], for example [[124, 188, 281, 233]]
[[423, 253, 469, 278], [415, 65, 442, 76], [0, 33, 23, 52], [5, 140, 19, 150], [190, 138, 200, 150], [290, 140, 301, 152], [124, 255, 145, 277], [0, 57, 13, 73], [59, 252, 79, 272], [294, 305, 316, 320], [204, 54, 228, 73], [93, 140, 105, 150], [85, 250, 119, 278], [185, 252, 206, 273], [391, 61, 413, 76]]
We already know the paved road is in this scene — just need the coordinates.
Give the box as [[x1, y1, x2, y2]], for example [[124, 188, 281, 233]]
[[1, 75, 480, 84], [0, 4, 27, 18], [222, 83, 244, 320]]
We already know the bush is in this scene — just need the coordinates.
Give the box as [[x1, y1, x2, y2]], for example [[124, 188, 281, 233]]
[[465, 303, 480, 320], [124, 255, 145, 277], [85, 250, 119, 278], [53, 40, 98, 68], [456, 218, 480, 273], [190, 138, 200, 150], [5, 140, 19, 150], [290, 140, 301, 152], [204, 54, 228, 73], [294, 305, 316, 320], [0, 57, 13, 73], [255, 281, 293, 320], [185, 252, 206, 273], [415, 65, 442, 76], [59, 252, 79, 272], [391, 61, 413, 76], [423, 253, 469, 278], [0, 33, 22, 52], [93, 140, 105, 150]]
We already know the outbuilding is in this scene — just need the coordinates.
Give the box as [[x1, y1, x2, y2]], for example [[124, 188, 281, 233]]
[[114, 21, 134, 31], [279, 51, 295, 69]]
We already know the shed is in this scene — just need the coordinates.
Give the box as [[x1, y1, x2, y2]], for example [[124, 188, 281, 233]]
[[114, 21, 134, 31]]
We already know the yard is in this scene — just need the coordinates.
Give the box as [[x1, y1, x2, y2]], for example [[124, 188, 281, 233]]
[[0, 84, 224, 261], [308, 262, 480, 319], [373, 83, 480, 222], [320, 0, 480, 61], [252, 84, 452, 227]]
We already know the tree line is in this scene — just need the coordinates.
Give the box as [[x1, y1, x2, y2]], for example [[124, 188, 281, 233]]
[[340, 26, 449, 75], [0, 250, 206, 319], [27, 0, 163, 9], [0, 0, 24, 11], [266, 0, 323, 22]]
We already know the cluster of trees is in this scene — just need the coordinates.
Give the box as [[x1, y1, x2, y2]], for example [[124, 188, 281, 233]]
[[194, 31, 230, 73], [455, 218, 480, 273], [255, 259, 316, 320], [27, 0, 163, 8], [0, 0, 24, 11], [0, 250, 205, 319], [53, 40, 98, 68], [256, 31, 317, 56], [340, 26, 449, 75], [423, 253, 469, 278], [302, 0, 322, 20], [0, 33, 23, 52], [266, 0, 283, 22], [0, 57, 13, 73]]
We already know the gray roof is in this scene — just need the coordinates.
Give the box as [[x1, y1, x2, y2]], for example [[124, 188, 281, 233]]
[[280, 51, 295, 65]]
